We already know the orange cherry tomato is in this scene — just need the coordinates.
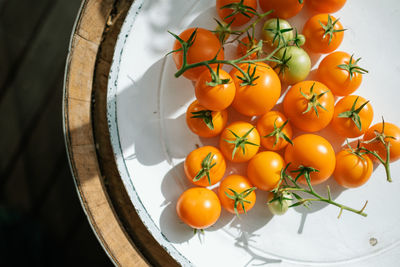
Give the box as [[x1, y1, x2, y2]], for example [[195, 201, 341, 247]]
[[363, 122, 400, 163], [256, 111, 293, 151], [334, 149, 373, 188], [331, 95, 373, 138], [216, 0, 257, 27], [230, 63, 281, 117], [218, 175, 256, 214], [247, 151, 285, 191], [237, 36, 259, 59], [186, 100, 228, 138], [285, 134, 336, 185], [219, 121, 260, 163], [283, 80, 334, 132], [176, 187, 221, 229], [184, 146, 226, 187], [195, 69, 236, 111], [259, 0, 304, 19], [303, 14, 344, 54], [172, 28, 224, 81], [307, 0, 346, 13], [317, 51, 367, 96]]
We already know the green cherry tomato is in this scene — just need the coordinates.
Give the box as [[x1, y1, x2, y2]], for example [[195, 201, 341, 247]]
[[271, 46, 311, 85], [263, 18, 293, 47], [267, 191, 292, 215]]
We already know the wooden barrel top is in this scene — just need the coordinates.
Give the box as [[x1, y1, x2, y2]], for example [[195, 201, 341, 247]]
[[63, 0, 178, 266]]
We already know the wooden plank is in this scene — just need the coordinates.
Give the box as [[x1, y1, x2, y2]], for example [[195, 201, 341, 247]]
[[0, 65, 64, 190], [93, 3, 180, 263], [71, 143, 149, 266], [67, 35, 99, 102], [36, 156, 82, 240], [76, 0, 114, 44], [0, 0, 55, 92], [0, 0, 116, 265], [64, 0, 175, 265], [20, 72, 67, 202], [0, 0, 82, 174], [2, 158, 32, 212], [65, 0, 183, 265]]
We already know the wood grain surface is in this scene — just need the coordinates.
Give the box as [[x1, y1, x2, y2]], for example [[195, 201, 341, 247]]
[[64, 0, 178, 266], [0, 0, 112, 265]]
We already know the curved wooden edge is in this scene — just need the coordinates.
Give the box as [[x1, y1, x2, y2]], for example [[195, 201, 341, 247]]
[[63, 0, 178, 266]]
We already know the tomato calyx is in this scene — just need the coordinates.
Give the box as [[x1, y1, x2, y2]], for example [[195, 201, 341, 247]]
[[193, 228, 205, 235], [212, 19, 241, 44], [267, 191, 292, 215], [263, 118, 293, 148], [338, 96, 370, 131], [300, 83, 329, 117], [238, 30, 263, 58], [235, 64, 260, 86], [361, 118, 395, 182], [272, 164, 368, 217], [291, 29, 305, 47], [291, 165, 319, 191], [206, 65, 231, 86], [191, 110, 215, 130], [345, 140, 369, 161], [220, 0, 258, 21], [264, 18, 294, 47], [167, 28, 197, 60], [319, 15, 346, 45], [224, 127, 259, 160], [272, 47, 292, 76], [224, 187, 257, 216], [192, 152, 217, 185], [337, 54, 369, 80]]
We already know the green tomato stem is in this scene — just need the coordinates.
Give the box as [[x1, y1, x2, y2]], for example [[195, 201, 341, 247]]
[[283, 187, 368, 217], [274, 164, 368, 218], [361, 147, 392, 183], [174, 45, 282, 80]]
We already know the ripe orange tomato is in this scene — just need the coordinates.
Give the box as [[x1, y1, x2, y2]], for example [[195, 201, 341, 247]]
[[237, 36, 259, 59], [219, 121, 260, 162], [307, 0, 346, 13], [334, 149, 373, 188], [172, 28, 224, 81], [363, 122, 400, 163], [303, 14, 345, 54], [247, 151, 285, 191], [285, 134, 336, 185], [176, 187, 221, 229], [256, 111, 293, 151], [259, 0, 304, 19], [184, 146, 226, 187], [186, 100, 228, 138], [218, 175, 256, 215], [195, 69, 236, 111], [317, 51, 367, 96], [230, 63, 281, 117], [283, 81, 334, 132], [331, 95, 373, 138], [216, 0, 257, 27]]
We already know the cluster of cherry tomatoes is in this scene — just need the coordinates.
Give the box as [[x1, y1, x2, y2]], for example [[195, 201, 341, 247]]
[[169, 0, 400, 231]]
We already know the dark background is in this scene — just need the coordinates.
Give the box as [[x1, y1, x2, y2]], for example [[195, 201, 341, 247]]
[[0, 0, 112, 265]]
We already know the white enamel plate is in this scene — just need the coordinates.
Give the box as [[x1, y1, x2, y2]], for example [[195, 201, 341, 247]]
[[108, 1, 400, 266]]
